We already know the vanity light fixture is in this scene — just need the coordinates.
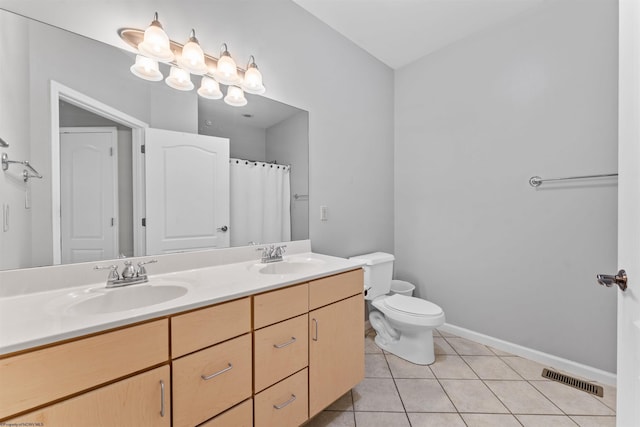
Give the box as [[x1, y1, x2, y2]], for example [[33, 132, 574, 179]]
[[118, 12, 266, 107]]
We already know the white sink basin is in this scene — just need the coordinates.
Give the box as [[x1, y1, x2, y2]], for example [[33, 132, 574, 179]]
[[252, 257, 326, 275], [65, 283, 189, 315]]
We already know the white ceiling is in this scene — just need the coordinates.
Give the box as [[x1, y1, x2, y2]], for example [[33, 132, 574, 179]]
[[292, 0, 546, 69]]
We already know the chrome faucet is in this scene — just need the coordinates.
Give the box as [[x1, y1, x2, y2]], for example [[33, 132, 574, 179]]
[[256, 244, 287, 263], [95, 259, 157, 288]]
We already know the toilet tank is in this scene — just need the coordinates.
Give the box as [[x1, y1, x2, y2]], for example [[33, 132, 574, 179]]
[[349, 252, 395, 299]]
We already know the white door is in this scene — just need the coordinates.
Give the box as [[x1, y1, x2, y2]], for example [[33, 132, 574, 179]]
[[145, 128, 230, 255], [615, 1, 640, 425], [60, 127, 118, 263]]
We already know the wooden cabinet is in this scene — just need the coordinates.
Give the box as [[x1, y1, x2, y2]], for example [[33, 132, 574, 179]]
[[7, 365, 171, 426], [173, 333, 253, 427], [308, 270, 365, 417], [1, 267, 364, 427]]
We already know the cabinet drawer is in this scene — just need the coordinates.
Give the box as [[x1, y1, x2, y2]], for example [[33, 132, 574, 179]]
[[254, 368, 308, 427], [200, 399, 253, 427], [171, 297, 251, 358], [254, 314, 308, 392], [253, 283, 308, 329], [309, 269, 363, 310], [0, 319, 168, 419], [7, 365, 171, 426], [172, 333, 252, 427]]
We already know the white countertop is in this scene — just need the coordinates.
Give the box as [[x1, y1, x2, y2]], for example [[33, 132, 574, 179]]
[[0, 252, 365, 355]]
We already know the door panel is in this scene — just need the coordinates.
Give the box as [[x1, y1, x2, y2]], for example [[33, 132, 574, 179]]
[[145, 128, 230, 254], [60, 127, 118, 263]]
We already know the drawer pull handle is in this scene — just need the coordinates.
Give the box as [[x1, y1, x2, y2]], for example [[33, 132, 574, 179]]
[[273, 337, 297, 349], [312, 318, 318, 341], [160, 380, 165, 417], [273, 394, 297, 410], [201, 363, 233, 380]]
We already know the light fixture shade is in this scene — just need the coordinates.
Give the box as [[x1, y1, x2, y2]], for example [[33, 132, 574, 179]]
[[198, 76, 223, 99], [241, 62, 266, 95], [137, 13, 174, 63], [177, 30, 208, 75], [213, 45, 241, 85], [224, 86, 247, 107], [130, 55, 163, 81], [165, 66, 194, 91]]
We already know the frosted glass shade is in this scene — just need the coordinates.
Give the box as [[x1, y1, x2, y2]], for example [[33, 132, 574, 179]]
[[130, 55, 163, 81], [198, 76, 223, 99], [165, 66, 194, 91], [177, 32, 208, 75], [137, 19, 174, 63], [241, 64, 266, 95], [213, 52, 240, 85], [224, 86, 247, 107]]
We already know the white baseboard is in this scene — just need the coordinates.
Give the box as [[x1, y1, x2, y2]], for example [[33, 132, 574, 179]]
[[439, 323, 617, 387]]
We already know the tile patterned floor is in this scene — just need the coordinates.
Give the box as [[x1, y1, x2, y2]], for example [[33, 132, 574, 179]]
[[305, 329, 616, 427]]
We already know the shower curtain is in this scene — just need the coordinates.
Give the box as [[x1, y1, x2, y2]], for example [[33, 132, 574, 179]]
[[230, 159, 291, 247]]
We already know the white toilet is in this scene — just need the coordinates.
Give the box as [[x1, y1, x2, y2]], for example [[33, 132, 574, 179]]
[[351, 252, 445, 365]]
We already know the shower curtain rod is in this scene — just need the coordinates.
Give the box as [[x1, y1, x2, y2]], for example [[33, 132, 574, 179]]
[[230, 158, 290, 169], [529, 173, 618, 187]]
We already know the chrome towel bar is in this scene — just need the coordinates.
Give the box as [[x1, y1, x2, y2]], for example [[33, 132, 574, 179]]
[[1, 153, 43, 182], [529, 173, 617, 187]]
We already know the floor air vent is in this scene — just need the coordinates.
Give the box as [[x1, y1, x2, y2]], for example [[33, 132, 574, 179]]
[[541, 368, 604, 397]]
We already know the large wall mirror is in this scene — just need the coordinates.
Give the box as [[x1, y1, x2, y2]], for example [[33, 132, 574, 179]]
[[0, 9, 309, 271]]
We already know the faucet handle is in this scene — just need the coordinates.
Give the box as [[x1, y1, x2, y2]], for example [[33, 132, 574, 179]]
[[94, 264, 120, 281], [137, 259, 157, 276], [275, 245, 287, 257]]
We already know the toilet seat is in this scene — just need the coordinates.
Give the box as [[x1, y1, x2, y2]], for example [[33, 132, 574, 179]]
[[372, 294, 445, 327]]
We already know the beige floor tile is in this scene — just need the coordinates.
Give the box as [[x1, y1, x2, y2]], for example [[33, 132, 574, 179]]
[[434, 337, 457, 355], [516, 415, 579, 426], [440, 380, 509, 413], [501, 356, 549, 380], [485, 380, 562, 414], [354, 412, 410, 427], [365, 353, 392, 378], [445, 337, 494, 355], [385, 353, 434, 378], [306, 410, 356, 427], [430, 354, 478, 379], [489, 346, 513, 356], [462, 356, 522, 380], [407, 412, 466, 427], [436, 328, 458, 337], [432, 329, 442, 336], [365, 335, 383, 354], [595, 384, 617, 411], [352, 378, 404, 412], [326, 391, 353, 411], [395, 379, 457, 413], [531, 381, 615, 416], [461, 413, 521, 426], [570, 416, 616, 427]]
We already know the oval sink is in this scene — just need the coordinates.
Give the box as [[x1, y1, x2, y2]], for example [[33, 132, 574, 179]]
[[258, 258, 325, 275], [66, 284, 188, 315]]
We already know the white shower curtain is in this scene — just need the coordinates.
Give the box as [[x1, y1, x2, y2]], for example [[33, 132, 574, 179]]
[[230, 159, 291, 247]]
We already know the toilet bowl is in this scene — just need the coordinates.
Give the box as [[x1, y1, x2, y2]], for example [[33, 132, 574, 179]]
[[350, 252, 445, 365]]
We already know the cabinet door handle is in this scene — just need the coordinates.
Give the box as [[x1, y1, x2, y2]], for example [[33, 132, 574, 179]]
[[312, 318, 318, 341], [201, 363, 233, 380], [273, 394, 297, 410], [273, 337, 297, 349], [160, 380, 165, 417]]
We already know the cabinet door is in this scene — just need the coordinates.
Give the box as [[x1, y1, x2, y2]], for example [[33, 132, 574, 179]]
[[7, 365, 170, 426], [309, 294, 364, 417]]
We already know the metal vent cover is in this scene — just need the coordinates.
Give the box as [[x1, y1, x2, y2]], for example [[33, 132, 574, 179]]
[[541, 368, 604, 397]]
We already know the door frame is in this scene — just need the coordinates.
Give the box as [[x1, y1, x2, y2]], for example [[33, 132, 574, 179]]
[[50, 81, 148, 264]]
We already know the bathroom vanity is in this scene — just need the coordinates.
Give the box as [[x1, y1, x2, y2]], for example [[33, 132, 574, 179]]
[[0, 250, 364, 426]]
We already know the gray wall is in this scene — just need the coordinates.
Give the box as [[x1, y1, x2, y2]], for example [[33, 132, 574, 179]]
[[266, 111, 310, 241], [0, 12, 31, 269], [1, 0, 395, 259], [395, 0, 618, 372]]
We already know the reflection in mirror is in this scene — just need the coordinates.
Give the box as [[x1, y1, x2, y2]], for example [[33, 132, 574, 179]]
[[0, 9, 309, 271]]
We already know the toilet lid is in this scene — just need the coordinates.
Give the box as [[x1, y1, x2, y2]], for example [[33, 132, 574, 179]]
[[383, 294, 443, 316]]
